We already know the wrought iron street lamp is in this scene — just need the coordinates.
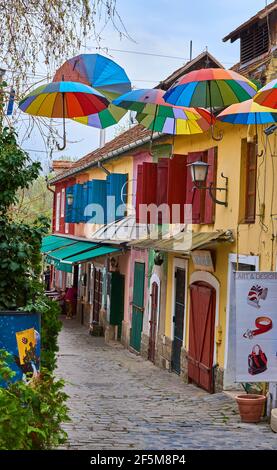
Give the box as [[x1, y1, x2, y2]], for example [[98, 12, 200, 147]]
[[187, 160, 228, 207]]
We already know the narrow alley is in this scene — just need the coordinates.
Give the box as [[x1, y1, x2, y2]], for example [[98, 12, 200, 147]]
[[57, 320, 277, 450]]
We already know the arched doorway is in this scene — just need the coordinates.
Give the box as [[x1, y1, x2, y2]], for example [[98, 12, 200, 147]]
[[188, 279, 216, 393]]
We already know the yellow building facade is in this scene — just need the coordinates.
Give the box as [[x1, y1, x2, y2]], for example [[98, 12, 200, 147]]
[[158, 122, 277, 391]]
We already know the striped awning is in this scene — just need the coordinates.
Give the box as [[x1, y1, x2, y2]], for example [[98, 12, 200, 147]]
[[129, 230, 234, 254]]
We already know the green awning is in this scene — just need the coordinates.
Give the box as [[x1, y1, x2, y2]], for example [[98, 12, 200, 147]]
[[47, 241, 97, 262], [57, 245, 120, 272], [43, 235, 121, 273], [63, 246, 120, 264], [41, 235, 76, 253]]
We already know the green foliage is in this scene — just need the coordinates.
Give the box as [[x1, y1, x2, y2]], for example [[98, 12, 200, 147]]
[[15, 175, 53, 222], [0, 126, 49, 309], [0, 123, 69, 450], [0, 127, 41, 212], [24, 294, 62, 372], [0, 350, 69, 450]]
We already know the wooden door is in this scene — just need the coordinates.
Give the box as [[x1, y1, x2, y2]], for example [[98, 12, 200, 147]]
[[130, 262, 145, 352], [93, 268, 103, 324], [172, 268, 186, 374], [188, 282, 216, 393], [148, 281, 158, 363]]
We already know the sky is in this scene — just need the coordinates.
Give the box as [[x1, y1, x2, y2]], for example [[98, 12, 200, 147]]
[[12, 0, 269, 170]]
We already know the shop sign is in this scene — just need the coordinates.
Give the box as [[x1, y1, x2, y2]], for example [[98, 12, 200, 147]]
[[235, 271, 277, 382], [191, 250, 214, 272]]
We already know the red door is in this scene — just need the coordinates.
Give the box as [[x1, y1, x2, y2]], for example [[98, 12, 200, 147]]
[[148, 282, 158, 363], [188, 282, 216, 393]]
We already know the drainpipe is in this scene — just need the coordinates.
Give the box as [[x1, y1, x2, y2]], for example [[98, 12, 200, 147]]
[[97, 160, 110, 176], [45, 176, 55, 194]]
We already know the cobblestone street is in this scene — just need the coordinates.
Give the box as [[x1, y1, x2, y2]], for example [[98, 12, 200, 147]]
[[57, 319, 277, 450]]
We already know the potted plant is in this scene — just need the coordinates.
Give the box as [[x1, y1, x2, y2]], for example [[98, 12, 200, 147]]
[[236, 393, 266, 423]]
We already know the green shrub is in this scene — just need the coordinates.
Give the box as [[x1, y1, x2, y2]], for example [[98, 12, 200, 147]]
[[0, 350, 69, 450]]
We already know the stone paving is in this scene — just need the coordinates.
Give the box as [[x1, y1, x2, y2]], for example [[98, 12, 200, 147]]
[[56, 318, 277, 450]]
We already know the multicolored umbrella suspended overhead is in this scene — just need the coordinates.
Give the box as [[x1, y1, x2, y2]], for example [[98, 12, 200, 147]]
[[53, 54, 131, 100], [112, 88, 199, 119], [217, 99, 277, 125], [19, 81, 109, 149], [19, 81, 109, 118], [254, 79, 277, 109], [164, 68, 257, 108], [137, 108, 215, 135], [73, 104, 127, 129]]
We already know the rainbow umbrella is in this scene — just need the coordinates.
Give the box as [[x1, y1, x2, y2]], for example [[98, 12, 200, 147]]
[[137, 108, 215, 135], [73, 104, 127, 129], [254, 79, 277, 109], [19, 81, 109, 149], [217, 99, 277, 124], [113, 88, 202, 151], [164, 68, 257, 140], [53, 54, 131, 100], [112, 88, 199, 119]]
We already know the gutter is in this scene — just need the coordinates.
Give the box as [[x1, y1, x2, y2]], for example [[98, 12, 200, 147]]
[[49, 131, 161, 185]]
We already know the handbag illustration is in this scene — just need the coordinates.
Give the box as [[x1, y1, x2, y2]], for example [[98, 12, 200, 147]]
[[247, 285, 268, 308], [248, 344, 267, 375]]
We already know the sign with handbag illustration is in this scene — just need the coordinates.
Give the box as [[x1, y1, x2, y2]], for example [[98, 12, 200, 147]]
[[248, 344, 267, 375], [235, 272, 277, 382]]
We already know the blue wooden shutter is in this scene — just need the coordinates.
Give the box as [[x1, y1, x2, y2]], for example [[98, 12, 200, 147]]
[[106, 173, 128, 223], [65, 186, 73, 223], [81, 182, 88, 223], [86, 180, 107, 224], [72, 183, 83, 223]]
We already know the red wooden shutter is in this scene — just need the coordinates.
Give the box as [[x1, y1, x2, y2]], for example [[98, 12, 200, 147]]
[[157, 159, 168, 205], [135, 165, 143, 223], [204, 147, 217, 224], [142, 162, 157, 224], [157, 159, 169, 224], [186, 152, 204, 224], [142, 162, 157, 204], [167, 154, 187, 223], [245, 143, 257, 223]]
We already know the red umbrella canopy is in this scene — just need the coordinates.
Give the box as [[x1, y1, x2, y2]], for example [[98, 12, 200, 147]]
[[164, 68, 257, 108], [254, 79, 277, 109]]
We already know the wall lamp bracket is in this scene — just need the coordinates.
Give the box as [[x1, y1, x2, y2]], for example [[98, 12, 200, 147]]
[[194, 172, 228, 207]]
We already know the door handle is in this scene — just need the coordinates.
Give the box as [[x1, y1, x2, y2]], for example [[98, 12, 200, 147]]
[[132, 302, 144, 312]]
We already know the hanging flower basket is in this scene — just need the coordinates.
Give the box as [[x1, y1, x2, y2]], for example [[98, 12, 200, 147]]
[[236, 394, 266, 423]]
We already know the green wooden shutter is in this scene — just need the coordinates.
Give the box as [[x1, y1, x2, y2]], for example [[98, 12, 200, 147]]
[[130, 262, 145, 352]]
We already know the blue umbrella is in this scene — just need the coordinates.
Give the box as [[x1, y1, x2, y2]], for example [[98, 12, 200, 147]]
[[53, 53, 131, 100]]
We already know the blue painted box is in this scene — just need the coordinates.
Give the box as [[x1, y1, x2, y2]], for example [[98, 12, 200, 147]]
[[0, 312, 41, 384]]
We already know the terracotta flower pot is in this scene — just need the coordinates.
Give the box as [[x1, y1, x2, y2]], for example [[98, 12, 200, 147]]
[[236, 394, 266, 423]]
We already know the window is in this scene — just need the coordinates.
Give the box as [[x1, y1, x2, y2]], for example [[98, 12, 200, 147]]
[[240, 22, 269, 65], [245, 142, 257, 223], [61, 188, 65, 218], [55, 192, 61, 232]]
